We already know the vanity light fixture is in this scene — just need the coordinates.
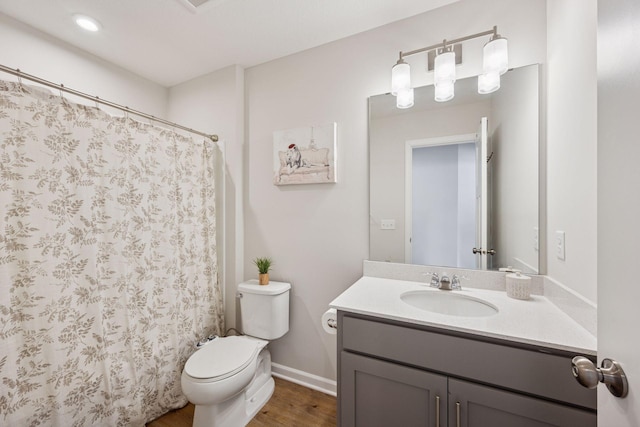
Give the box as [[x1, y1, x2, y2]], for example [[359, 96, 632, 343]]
[[74, 14, 101, 32], [396, 87, 414, 109], [478, 71, 500, 94], [391, 26, 508, 106], [434, 44, 456, 102], [391, 57, 411, 96]]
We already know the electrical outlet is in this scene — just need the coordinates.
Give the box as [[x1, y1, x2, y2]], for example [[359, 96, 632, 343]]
[[556, 231, 565, 260], [380, 219, 396, 230]]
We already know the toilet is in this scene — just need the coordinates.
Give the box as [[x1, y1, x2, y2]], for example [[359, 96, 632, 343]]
[[181, 280, 291, 427]]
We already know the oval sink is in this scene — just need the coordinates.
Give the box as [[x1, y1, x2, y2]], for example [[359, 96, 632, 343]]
[[400, 290, 498, 317]]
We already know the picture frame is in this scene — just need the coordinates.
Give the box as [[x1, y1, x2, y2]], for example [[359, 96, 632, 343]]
[[273, 122, 337, 186]]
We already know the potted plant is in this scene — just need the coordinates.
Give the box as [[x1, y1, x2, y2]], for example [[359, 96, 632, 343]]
[[253, 257, 273, 285]]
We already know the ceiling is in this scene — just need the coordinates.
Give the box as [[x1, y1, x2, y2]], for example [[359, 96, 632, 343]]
[[0, 0, 460, 87]]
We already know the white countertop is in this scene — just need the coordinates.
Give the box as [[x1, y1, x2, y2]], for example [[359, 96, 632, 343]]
[[330, 276, 596, 355]]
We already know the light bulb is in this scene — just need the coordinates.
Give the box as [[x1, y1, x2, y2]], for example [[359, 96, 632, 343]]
[[478, 72, 501, 94], [396, 88, 414, 109], [391, 60, 411, 96], [483, 36, 508, 75]]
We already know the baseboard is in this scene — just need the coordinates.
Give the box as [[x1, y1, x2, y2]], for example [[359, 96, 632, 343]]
[[271, 363, 337, 397]]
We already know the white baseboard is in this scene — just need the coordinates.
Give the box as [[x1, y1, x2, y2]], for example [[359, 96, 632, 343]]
[[271, 362, 337, 397]]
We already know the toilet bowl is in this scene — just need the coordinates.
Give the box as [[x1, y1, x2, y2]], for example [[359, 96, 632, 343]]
[[181, 335, 274, 427], [181, 280, 291, 427]]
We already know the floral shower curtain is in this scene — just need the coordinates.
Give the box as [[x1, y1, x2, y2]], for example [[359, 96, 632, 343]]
[[0, 81, 224, 426]]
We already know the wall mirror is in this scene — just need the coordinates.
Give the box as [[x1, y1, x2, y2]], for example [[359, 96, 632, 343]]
[[369, 64, 540, 274]]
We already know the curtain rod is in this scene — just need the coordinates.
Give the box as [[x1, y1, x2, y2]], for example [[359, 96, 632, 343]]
[[0, 64, 219, 143]]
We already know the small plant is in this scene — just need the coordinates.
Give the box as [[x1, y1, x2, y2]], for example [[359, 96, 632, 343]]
[[253, 257, 273, 274]]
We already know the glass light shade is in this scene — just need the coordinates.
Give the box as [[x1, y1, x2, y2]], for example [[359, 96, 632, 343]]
[[434, 50, 456, 85], [483, 36, 508, 75], [391, 61, 411, 96], [434, 81, 454, 102], [478, 72, 501, 94], [396, 88, 414, 109]]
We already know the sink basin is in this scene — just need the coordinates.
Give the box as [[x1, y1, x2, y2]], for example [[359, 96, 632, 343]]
[[400, 290, 498, 317]]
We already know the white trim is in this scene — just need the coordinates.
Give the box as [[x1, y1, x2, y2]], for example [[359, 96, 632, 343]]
[[404, 134, 477, 264], [270, 362, 337, 396]]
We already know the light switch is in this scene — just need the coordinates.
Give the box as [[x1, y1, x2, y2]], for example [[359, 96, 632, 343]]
[[380, 219, 396, 230], [556, 231, 565, 260]]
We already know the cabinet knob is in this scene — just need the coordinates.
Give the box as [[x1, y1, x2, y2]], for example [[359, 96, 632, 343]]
[[571, 356, 628, 398]]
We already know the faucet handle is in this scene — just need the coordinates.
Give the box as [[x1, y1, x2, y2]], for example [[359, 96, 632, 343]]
[[451, 274, 469, 290], [422, 272, 440, 287]]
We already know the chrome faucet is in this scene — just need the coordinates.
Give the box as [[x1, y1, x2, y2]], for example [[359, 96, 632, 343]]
[[439, 273, 452, 290], [425, 272, 464, 291]]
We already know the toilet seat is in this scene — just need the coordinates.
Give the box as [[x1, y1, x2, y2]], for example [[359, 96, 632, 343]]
[[184, 336, 266, 382]]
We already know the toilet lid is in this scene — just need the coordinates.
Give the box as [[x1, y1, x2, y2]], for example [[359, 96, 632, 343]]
[[184, 336, 264, 380]]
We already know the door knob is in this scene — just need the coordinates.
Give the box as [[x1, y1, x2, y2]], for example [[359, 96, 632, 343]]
[[571, 356, 628, 398]]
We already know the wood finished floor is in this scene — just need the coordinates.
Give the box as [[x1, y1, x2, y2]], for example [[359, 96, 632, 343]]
[[146, 377, 337, 427]]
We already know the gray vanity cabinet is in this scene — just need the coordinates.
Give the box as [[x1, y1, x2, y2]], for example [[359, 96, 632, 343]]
[[448, 379, 597, 427], [337, 312, 597, 427], [341, 351, 447, 427]]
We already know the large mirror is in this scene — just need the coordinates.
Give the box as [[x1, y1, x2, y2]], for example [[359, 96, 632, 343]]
[[369, 64, 540, 274]]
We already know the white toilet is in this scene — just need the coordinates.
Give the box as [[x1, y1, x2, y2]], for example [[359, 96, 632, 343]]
[[181, 280, 291, 427]]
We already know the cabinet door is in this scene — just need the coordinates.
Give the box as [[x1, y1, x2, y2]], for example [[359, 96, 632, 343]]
[[448, 378, 596, 427], [340, 351, 447, 427]]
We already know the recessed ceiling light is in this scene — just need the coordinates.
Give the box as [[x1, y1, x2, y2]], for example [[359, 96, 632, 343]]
[[74, 14, 101, 32]]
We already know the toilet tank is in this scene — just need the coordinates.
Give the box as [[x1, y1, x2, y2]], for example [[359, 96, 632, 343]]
[[238, 280, 290, 340]]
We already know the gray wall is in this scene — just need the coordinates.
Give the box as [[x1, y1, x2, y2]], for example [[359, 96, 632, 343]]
[[244, 0, 547, 382]]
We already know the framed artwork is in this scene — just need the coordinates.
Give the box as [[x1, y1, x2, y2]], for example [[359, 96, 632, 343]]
[[273, 122, 337, 185]]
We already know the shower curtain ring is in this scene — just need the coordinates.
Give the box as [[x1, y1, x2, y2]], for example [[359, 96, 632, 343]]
[[16, 68, 23, 86], [59, 84, 65, 101], [94, 96, 100, 109]]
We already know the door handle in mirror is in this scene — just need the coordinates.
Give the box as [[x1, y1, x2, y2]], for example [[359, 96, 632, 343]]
[[571, 356, 628, 398], [472, 248, 496, 255]]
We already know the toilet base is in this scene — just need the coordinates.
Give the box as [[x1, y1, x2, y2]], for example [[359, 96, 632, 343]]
[[192, 348, 274, 427]]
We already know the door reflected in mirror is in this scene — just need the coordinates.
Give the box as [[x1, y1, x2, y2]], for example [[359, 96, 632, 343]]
[[369, 64, 540, 274]]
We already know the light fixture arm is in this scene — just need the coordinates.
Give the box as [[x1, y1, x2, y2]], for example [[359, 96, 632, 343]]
[[398, 26, 499, 61]]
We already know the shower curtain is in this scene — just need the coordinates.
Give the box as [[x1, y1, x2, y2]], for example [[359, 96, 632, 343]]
[[0, 81, 224, 426]]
